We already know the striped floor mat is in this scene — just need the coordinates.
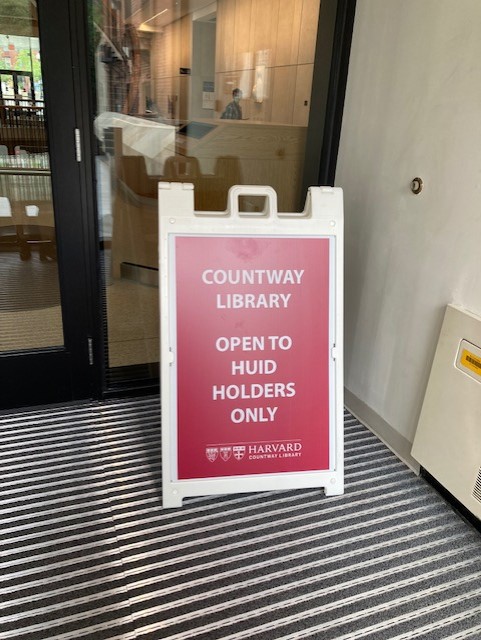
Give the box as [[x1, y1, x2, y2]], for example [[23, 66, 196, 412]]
[[1, 397, 480, 639]]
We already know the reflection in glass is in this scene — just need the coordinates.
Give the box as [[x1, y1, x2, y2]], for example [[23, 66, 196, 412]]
[[91, 0, 319, 381], [0, 10, 63, 353]]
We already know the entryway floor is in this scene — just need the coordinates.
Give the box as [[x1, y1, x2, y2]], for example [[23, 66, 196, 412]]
[[1, 397, 480, 639]]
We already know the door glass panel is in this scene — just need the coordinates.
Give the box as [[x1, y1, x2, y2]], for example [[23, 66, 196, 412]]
[[90, 0, 320, 384], [16, 73, 34, 103], [0, 8, 63, 353], [1, 74, 15, 102]]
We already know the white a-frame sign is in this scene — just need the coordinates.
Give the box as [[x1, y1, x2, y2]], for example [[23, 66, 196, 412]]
[[159, 183, 343, 508]]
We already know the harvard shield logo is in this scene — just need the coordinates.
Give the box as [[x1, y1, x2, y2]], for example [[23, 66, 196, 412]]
[[220, 446, 232, 461], [233, 445, 246, 460], [206, 447, 219, 462]]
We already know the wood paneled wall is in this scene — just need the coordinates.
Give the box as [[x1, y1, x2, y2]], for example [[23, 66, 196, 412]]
[[151, 15, 192, 120], [215, 0, 318, 125], [150, 0, 318, 126]]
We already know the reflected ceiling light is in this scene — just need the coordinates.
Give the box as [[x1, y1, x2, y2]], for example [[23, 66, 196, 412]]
[[143, 8, 168, 24], [139, 8, 168, 32]]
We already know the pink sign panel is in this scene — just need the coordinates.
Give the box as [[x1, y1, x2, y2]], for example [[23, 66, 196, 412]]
[[175, 235, 331, 480]]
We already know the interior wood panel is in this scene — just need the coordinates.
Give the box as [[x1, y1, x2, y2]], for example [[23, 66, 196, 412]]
[[216, 0, 236, 73], [180, 14, 192, 69], [251, 0, 279, 57], [166, 21, 178, 77], [293, 63, 314, 126], [271, 66, 296, 124], [213, 0, 317, 125], [298, 0, 320, 64], [178, 76, 190, 120], [234, 0, 253, 71], [248, 74, 273, 123], [274, 0, 303, 67]]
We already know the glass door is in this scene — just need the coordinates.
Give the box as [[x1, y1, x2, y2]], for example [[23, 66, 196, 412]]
[[88, 0, 351, 390], [0, 1, 99, 409]]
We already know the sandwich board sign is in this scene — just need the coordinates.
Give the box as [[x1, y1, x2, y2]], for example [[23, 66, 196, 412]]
[[159, 183, 343, 508]]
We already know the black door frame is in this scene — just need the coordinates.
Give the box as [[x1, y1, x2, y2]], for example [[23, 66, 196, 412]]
[[303, 0, 357, 195], [0, 0, 103, 409]]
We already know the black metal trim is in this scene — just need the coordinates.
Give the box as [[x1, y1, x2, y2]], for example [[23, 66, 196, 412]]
[[0, 350, 72, 409], [103, 381, 160, 400], [421, 468, 481, 535], [320, 0, 357, 186], [0, 0, 101, 409], [68, 0, 106, 398], [302, 0, 356, 196], [36, 0, 95, 399]]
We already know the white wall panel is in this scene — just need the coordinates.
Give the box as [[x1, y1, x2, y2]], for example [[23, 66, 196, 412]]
[[336, 0, 481, 445]]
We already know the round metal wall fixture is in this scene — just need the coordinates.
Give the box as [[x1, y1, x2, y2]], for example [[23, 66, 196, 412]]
[[411, 177, 424, 194]]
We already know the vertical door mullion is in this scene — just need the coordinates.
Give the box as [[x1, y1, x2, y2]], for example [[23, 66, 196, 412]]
[[37, 0, 96, 398]]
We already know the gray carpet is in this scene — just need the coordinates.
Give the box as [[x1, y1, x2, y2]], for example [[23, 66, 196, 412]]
[[0, 397, 480, 639]]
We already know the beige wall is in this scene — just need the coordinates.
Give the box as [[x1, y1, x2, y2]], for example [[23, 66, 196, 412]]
[[337, 0, 481, 465], [215, 0, 318, 125]]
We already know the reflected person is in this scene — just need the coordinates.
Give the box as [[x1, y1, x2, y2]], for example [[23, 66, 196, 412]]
[[221, 88, 243, 120]]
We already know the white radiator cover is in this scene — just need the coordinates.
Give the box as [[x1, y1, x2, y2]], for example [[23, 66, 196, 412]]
[[412, 304, 481, 520]]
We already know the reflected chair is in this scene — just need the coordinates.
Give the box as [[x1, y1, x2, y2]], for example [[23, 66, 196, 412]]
[[0, 196, 19, 254], [118, 155, 158, 198], [163, 155, 200, 183]]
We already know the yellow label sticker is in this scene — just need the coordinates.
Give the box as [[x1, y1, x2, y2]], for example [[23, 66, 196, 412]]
[[461, 349, 481, 378]]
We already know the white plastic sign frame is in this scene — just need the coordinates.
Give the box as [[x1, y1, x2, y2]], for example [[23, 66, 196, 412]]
[[159, 183, 343, 508]]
